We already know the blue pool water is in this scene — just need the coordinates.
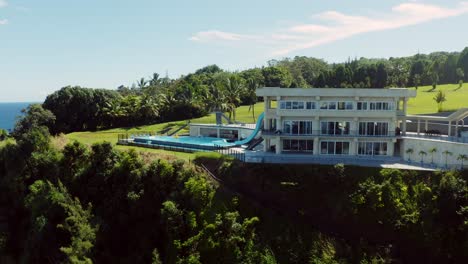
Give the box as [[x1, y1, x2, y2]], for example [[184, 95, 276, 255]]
[[133, 136, 235, 150]]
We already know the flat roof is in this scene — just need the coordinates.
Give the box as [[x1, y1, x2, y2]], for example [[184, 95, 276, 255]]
[[256, 87, 416, 98]]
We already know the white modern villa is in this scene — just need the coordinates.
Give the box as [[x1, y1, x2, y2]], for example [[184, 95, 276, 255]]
[[254, 87, 468, 169]]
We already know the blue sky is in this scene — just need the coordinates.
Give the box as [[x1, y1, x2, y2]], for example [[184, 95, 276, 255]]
[[1, 0, 468, 102]]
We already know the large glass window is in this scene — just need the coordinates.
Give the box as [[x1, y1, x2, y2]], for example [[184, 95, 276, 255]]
[[280, 100, 313, 110], [363, 101, 393, 111], [320, 141, 350, 155], [357, 102, 368, 110], [320, 121, 350, 135], [358, 122, 389, 136], [283, 139, 314, 152], [306, 102, 315, 109], [358, 142, 388, 156], [283, 121, 313, 135]]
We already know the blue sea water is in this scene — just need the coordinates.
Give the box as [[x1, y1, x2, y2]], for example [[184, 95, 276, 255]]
[[0, 102, 33, 131]]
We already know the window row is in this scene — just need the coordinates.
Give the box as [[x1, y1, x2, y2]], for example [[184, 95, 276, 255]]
[[358, 122, 389, 136], [357, 102, 394, 111], [279, 100, 395, 111], [358, 142, 388, 156], [279, 101, 316, 110], [320, 141, 350, 155], [282, 139, 314, 152], [319, 101, 354, 110]]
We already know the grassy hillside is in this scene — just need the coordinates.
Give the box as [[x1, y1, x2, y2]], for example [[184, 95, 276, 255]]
[[407, 83, 468, 114], [65, 83, 467, 155]]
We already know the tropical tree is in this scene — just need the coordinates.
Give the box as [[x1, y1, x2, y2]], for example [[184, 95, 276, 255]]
[[428, 147, 437, 164], [406, 148, 414, 162], [419, 150, 427, 165], [246, 79, 259, 123], [137, 77, 148, 90], [433, 90, 446, 112], [442, 150, 453, 169], [413, 73, 421, 90], [223, 75, 244, 121], [457, 154, 467, 169]]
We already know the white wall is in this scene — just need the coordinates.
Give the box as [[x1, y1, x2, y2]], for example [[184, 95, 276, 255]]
[[402, 138, 468, 169]]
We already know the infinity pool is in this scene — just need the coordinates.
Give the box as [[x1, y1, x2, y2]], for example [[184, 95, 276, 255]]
[[133, 136, 235, 150]]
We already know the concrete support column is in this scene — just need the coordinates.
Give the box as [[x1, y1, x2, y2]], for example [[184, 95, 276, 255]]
[[403, 98, 408, 114], [276, 137, 282, 154], [401, 119, 407, 135], [217, 128, 220, 138], [313, 137, 319, 155], [313, 117, 320, 136], [351, 139, 358, 155], [417, 119, 421, 135], [388, 140, 395, 156], [276, 117, 282, 131], [425, 120, 428, 131], [448, 121, 452, 137], [455, 120, 459, 137]]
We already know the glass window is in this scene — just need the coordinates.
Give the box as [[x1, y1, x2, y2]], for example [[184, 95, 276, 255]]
[[280, 101, 286, 109], [283, 139, 291, 150], [297, 102, 304, 109], [292, 121, 299, 134], [320, 102, 328, 110], [321, 142, 328, 154], [346, 102, 353, 110], [328, 102, 336, 110], [283, 121, 291, 134], [338, 102, 346, 110], [306, 102, 315, 109], [321, 122, 328, 135], [370, 102, 376, 110]]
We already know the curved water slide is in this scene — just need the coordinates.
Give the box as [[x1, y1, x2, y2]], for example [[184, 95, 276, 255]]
[[233, 112, 265, 146]]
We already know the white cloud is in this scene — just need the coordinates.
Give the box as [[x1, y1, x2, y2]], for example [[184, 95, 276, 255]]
[[0, 0, 8, 8], [189, 30, 260, 42], [0, 19, 8, 25], [190, 1, 468, 56]]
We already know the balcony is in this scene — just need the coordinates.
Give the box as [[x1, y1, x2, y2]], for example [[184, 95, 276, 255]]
[[261, 129, 397, 137]]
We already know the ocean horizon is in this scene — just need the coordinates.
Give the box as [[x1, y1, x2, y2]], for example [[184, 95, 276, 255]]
[[0, 102, 36, 131]]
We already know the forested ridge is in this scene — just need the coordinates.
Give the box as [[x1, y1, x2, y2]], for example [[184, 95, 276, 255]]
[[0, 106, 467, 263], [0, 48, 467, 263], [39, 47, 468, 134]]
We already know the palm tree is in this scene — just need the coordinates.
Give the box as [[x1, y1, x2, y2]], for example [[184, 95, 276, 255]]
[[406, 148, 414, 162], [457, 154, 468, 170], [433, 90, 446, 112], [442, 150, 453, 169], [137, 77, 148, 90], [246, 79, 258, 123], [224, 75, 244, 121], [429, 147, 437, 164], [419, 150, 427, 165]]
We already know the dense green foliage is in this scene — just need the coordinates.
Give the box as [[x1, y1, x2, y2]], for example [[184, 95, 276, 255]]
[[194, 156, 468, 263], [40, 47, 468, 134]]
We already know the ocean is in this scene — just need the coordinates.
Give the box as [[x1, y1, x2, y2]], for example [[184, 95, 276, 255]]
[[0, 102, 34, 132]]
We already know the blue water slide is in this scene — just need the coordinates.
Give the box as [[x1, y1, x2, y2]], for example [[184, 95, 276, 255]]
[[233, 112, 265, 146]]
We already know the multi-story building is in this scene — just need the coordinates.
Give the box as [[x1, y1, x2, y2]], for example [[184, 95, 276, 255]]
[[256, 87, 417, 157]]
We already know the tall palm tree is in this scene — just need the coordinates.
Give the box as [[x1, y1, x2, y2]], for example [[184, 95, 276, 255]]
[[224, 75, 244, 121], [457, 154, 468, 170], [406, 148, 414, 162], [442, 150, 453, 169], [246, 79, 258, 123], [429, 147, 437, 164], [419, 150, 427, 165], [137, 77, 148, 90]]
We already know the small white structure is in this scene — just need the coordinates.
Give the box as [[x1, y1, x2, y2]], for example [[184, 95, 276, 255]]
[[189, 123, 255, 141]]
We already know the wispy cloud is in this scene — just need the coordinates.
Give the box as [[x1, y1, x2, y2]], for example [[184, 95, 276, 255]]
[[0, 0, 8, 8], [190, 30, 260, 42], [0, 19, 7, 25], [190, 1, 468, 56]]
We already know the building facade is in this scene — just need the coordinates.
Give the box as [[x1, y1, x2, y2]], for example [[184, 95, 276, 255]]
[[256, 87, 417, 157]]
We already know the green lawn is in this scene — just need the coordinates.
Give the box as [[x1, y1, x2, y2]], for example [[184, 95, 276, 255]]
[[407, 83, 468, 114], [65, 84, 467, 156]]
